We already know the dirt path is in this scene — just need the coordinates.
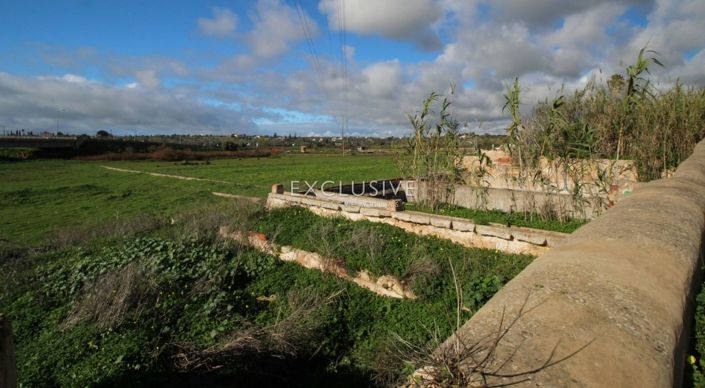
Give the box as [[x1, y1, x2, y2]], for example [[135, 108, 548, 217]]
[[211, 192, 262, 203], [101, 166, 264, 203], [101, 165, 234, 184]]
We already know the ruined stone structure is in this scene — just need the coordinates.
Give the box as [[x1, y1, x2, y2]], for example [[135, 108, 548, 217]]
[[418, 140, 705, 386], [265, 189, 567, 256]]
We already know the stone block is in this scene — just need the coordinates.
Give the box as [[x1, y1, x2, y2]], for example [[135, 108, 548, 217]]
[[430, 215, 453, 229], [320, 201, 341, 211], [405, 211, 431, 225], [300, 197, 321, 207], [271, 183, 284, 194], [511, 228, 547, 246], [452, 218, 475, 232], [476, 224, 512, 240], [392, 211, 413, 222], [279, 193, 302, 203], [341, 205, 361, 213], [543, 230, 569, 247], [360, 207, 391, 218]]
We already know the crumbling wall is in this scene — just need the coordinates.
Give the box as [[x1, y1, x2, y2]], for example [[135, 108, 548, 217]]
[[424, 140, 705, 387], [266, 191, 567, 256]]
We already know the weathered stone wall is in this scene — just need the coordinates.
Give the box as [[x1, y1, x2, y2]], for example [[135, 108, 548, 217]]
[[425, 140, 705, 387], [404, 180, 606, 220], [461, 149, 638, 194], [266, 192, 568, 256], [219, 228, 416, 299]]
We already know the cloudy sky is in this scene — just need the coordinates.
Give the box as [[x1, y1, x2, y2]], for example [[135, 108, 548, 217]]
[[1, 0, 704, 136]]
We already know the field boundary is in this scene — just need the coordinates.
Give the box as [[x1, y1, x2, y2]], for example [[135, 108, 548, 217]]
[[265, 190, 567, 256]]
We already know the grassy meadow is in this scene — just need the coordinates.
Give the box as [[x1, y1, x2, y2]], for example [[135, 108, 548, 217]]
[[0, 154, 397, 246], [0, 154, 537, 387]]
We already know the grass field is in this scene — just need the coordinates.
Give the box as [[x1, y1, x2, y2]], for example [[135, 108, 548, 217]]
[[0, 154, 397, 246], [0, 154, 554, 386]]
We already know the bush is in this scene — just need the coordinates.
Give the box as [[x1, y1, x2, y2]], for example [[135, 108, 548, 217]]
[[513, 49, 705, 182]]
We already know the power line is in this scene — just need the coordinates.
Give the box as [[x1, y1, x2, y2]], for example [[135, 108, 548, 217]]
[[336, 0, 349, 154], [295, 0, 321, 74]]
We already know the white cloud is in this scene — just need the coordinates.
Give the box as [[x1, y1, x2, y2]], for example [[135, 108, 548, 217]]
[[623, 0, 705, 69], [197, 7, 238, 38], [61, 74, 91, 83], [135, 69, 161, 90], [362, 60, 402, 98], [0, 72, 256, 134], [669, 49, 705, 85], [247, 0, 318, 58], [318, 0, 443, 50], [540, 3, 627, 76], [7, 0, 705, 137], [488, 0, 653, 30]]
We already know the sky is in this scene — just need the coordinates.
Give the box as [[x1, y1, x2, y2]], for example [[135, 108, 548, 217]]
[[0, 0, 704, 137]]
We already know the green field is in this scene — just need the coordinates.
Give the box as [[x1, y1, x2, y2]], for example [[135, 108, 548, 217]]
[[0, 155, 397, 246], [0, 155, 537, 387]]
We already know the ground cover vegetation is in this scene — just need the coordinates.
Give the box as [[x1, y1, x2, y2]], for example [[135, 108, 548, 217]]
[[0, 201, 533, 387], [254, 207, 534, 297]]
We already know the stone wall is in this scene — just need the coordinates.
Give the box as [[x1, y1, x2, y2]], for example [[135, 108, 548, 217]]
[[461, 149, 638, 194], [421, 140, 705, 387], [266, 191, 568, 256], [404, 180, 607, 220], [220, 228, 416, 299]]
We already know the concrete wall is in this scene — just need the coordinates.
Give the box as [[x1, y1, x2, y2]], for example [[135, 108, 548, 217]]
[[424, 140, 705, 387], [405, 180, 606, 220]]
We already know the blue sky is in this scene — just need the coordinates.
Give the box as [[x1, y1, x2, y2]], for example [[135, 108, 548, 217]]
[[0, 0, 703, 136]]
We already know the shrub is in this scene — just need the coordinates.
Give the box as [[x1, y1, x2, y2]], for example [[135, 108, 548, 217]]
[[512, 49, 705, 182]]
